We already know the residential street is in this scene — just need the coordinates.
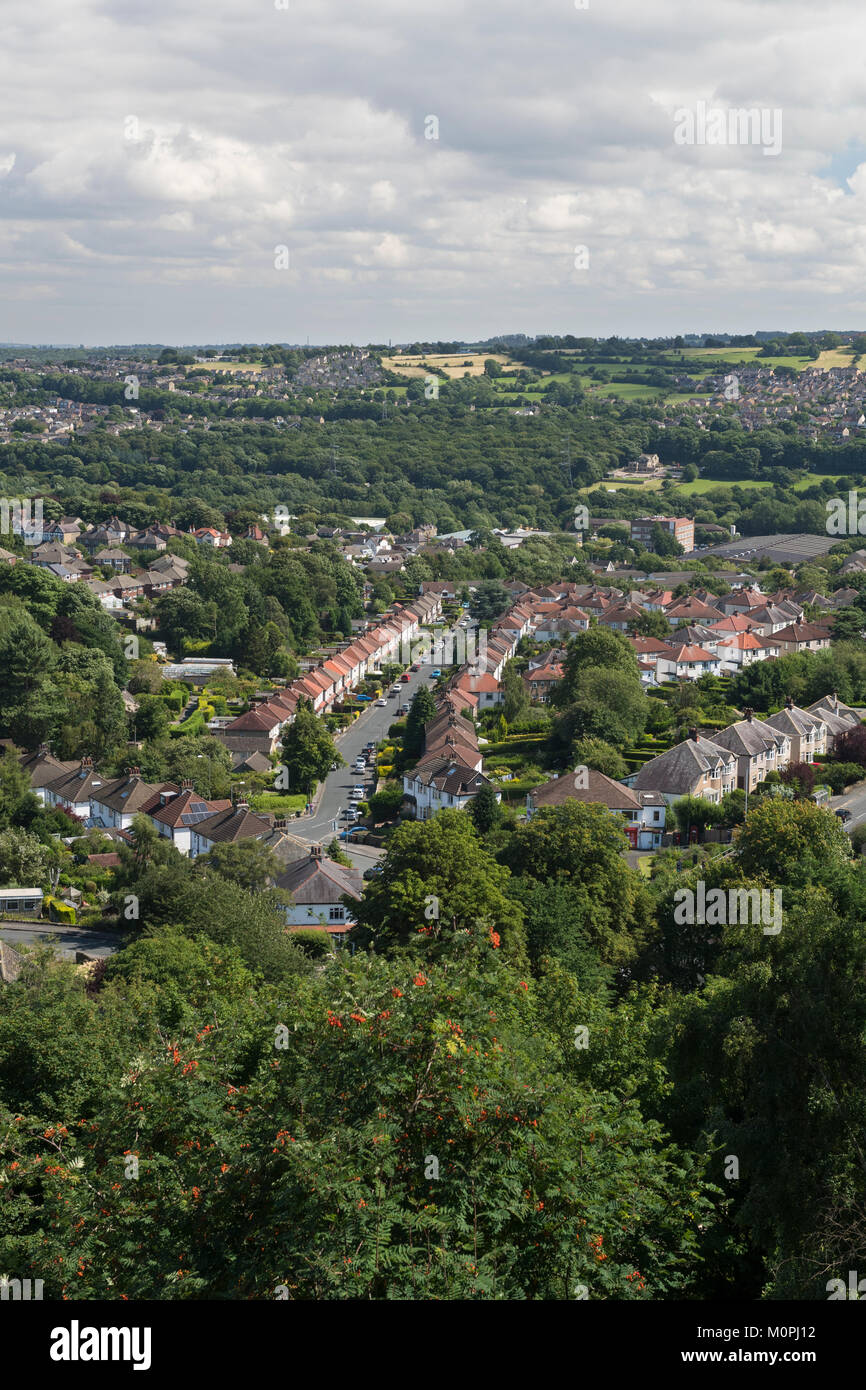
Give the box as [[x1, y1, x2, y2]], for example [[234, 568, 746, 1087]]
[[293, 636, 459, 844], [828, 780, 866, 831]]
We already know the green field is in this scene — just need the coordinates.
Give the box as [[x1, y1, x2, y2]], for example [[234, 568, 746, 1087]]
[[249, 792, 308, 814], [677, 472, 847, 497]]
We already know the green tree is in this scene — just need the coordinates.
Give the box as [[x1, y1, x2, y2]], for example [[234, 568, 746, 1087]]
[[280, 701, 342, 792], [466, 782, 501, 834], [501, 660, 530, 723], [403, 685, 437, 759], [350, 808, 526, 962], [503, 801, 649, 970], [0, 827, 52, 885]]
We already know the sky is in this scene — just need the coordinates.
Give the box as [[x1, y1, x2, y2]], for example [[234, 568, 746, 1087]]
[[2, 0, 866, 345]]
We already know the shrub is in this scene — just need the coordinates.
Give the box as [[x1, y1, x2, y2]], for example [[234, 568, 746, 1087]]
[[288, 928, 333, 958], [45, 897, 76, 925]]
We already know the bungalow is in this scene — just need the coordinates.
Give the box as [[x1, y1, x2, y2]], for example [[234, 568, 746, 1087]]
[[19, 747, 80, 803], [44, 759, 110, 820], [0, 887, 44, 918], [190, 802, 273, 858], [772, 622, 831, 656], [276, 846, 363, 945], [526, 768, 665, 849]]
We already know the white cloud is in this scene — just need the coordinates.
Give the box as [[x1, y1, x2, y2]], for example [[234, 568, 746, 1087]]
[[1, 0, 865, 339]]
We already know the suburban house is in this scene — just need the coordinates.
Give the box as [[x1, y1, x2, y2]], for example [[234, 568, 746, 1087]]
[[708, 714, 791, 793], [276, 846, 363, 945], [43, 759, 110, 820], [629, 732, 738, 804], [403, 756, 497, 820], [19, 748, 80, 803], [526, 768, 666, 849], [189, 802, 273, 858], [90, 772, 177, 831], [763, 699, 828, 764], [771, 623, 831, 656], [655, 643, 720, 681], [148, 784, 233, 855], [805, 695, 861, 750]]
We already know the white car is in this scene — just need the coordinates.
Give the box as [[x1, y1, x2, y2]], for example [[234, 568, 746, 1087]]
[[375, 698, 387, 706]]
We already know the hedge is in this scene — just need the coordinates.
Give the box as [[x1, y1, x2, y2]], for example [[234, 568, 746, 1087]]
[[45, 897, 77, 925]]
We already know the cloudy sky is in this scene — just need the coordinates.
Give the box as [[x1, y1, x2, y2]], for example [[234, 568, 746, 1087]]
[[2, 0, 865, 344]]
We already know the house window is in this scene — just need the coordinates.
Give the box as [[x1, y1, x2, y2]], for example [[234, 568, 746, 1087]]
[[329, 907, 344, 922]]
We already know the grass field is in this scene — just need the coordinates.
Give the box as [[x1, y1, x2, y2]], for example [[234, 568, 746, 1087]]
[[212, 360, 267, 373], [813, 349, 856, 369], [383, 352, 515, 378], [677, 472, 847, 497]]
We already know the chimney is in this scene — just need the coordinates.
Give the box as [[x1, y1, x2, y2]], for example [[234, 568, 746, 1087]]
[[81, 755, 93, 769], [785, 696, 793, 710], [273, 816, 287, 831], [689, 727, 699, 742], [310, 844, 322, 860], [833, 689, 839, 712], [181, 778, 193, 790], [744, 708, 754, 723]]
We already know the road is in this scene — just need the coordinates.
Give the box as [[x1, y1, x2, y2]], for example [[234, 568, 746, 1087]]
[[0, 921, 121, 958], [828, 780, 866, 832], [294, 662, 438, 844]]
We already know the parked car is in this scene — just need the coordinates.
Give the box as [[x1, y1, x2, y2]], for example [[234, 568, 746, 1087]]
[[836, 808, 853, 823], [411, 663, 420, 672], [400, 672, 411, 682], [398, 704, 410, 716], [363, 864, 384, 880], [375, 698, 387, 706], [431, 668, 441, 678]]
